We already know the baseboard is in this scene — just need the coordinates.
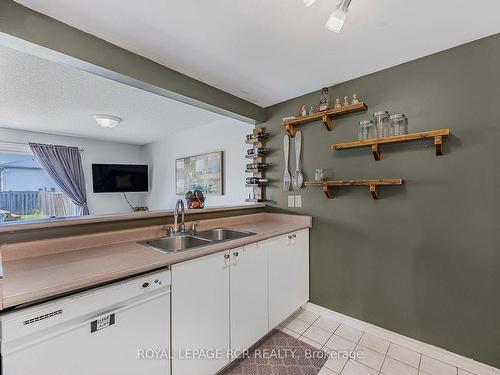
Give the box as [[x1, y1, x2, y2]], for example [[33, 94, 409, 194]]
[[302, 302, 500, 375]]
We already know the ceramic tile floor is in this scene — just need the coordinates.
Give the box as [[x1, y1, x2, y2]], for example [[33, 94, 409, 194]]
[[279, 309, 479, 375]]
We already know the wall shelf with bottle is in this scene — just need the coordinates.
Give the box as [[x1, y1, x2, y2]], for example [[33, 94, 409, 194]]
[[245, 127, 269, 203], [245, 151, 269, 159], [305, 179, 404, 200], [332, 129, 450, 161], [245, 167, 267, 173], [283, 102, 368, 137], [245, 132, 269, 144]]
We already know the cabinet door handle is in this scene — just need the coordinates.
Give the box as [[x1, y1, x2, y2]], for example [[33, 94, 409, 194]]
[[292, 234, 296, 238], [287, 235, 292, 239], [233, 251, 239, 257], [224, 253, 230, 259]]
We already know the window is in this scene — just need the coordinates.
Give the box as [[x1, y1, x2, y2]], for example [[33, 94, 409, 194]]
[[0, 150, 78, 223]]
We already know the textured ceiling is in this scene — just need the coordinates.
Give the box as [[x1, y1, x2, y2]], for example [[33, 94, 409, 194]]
[[0, 45, 228, 145], [14, 0, 500, 106]]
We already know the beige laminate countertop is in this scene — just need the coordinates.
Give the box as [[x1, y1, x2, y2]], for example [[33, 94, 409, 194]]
[[0, 213, 311, 309]]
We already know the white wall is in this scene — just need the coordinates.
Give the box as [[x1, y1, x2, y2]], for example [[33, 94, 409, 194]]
[[0, 128, 146, 215], [143, 118, 254, 210]]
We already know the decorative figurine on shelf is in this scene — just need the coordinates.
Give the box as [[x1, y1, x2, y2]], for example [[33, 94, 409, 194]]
[[319, 87, 330, 111], [300, 105, 307, 117], [334, 98, 342, 109], [351, 93, 360, 105], [343, 96, 350, 107], [309, 106, 315, 115]]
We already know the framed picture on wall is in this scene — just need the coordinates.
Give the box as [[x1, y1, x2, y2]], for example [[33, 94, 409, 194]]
[[175, 151, 224, 195]]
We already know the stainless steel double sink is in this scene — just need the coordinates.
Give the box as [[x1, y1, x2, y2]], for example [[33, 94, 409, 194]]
[[139, 228, 256, 254]]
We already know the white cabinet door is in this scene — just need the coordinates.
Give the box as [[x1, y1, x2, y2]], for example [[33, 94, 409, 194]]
[[230, 243, 268, 354], [171, 251, 231, 375], [267, 229, 309, 328]]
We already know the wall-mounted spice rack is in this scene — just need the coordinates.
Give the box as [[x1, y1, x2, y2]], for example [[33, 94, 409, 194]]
[[245, 127, 269, 203], [332, 129, 450, 160], [305, 179, 404, 200], [283, 102, 368, 137]]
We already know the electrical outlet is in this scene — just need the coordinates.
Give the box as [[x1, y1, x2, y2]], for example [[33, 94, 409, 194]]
[[288, 195, 295, 207], [295, 195, 302, 208]]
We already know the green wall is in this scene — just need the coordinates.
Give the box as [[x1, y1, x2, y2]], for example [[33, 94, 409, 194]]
[[263, 34, 500, 367]]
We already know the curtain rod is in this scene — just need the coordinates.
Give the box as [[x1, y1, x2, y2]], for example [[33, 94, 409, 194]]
[[1, 141, 85, 152]]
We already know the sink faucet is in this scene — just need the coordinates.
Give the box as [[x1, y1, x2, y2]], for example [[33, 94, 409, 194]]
[[174, 199, 185, 233], [190, 220, 200, 234]]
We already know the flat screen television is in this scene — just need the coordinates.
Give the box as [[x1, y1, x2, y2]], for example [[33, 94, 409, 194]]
[[92, 164, 148, 193]]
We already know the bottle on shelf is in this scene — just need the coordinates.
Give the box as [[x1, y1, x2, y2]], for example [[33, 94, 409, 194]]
[[246, 132, 270, 141], [247, 147, 270, 155], [246, 177, 269, 185], [246, 162, 269, 170]]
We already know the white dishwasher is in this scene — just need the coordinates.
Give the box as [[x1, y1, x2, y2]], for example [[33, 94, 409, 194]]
[[0, 268, 171, 375]]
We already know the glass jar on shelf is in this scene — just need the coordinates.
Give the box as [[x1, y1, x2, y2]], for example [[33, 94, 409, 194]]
[[358, 120, 370, 140], [314, 168, 324, 181], [389, 114, 408, 136], [373, 111, 390, 138], [360, 120, 377, 139]]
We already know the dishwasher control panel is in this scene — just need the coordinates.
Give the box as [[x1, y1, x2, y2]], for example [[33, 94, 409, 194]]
[[137, 271, 170, 292]]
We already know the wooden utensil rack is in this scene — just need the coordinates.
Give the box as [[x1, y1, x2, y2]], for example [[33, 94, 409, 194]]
[[305, 179, 404, 200], [283, 102, 368, 137], [332, 129, 450, 160], [245, 127, 268, 203]]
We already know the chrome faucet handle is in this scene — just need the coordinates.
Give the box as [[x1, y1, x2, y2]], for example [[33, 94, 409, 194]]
[[190, 220, 201, 233], [163, 225, 175, 236], [178, 223, 186, 233]]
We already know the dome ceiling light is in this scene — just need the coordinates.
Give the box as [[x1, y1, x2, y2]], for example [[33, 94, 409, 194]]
[[93, 114, 122, 129]]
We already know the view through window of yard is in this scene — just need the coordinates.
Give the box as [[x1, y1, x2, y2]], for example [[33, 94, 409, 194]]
[[0, 151, 78, 223]]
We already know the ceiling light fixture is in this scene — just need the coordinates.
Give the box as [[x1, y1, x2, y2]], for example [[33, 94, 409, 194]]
[[303, 0, 318, 7], [325, 0, 351, 32], [93, 114, 121, 129]]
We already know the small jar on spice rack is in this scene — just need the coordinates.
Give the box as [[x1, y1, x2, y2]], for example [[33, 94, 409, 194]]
[[247, 147, 270, 156], [246, 132, 269, 141], [246, 162, 269, 170], [246, 177, 269, 184]]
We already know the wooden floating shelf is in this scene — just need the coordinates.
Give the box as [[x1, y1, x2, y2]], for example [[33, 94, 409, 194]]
[[305, 179, 404, 200], [283, 102, 368, 137], [332, 129, 450, 161]]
